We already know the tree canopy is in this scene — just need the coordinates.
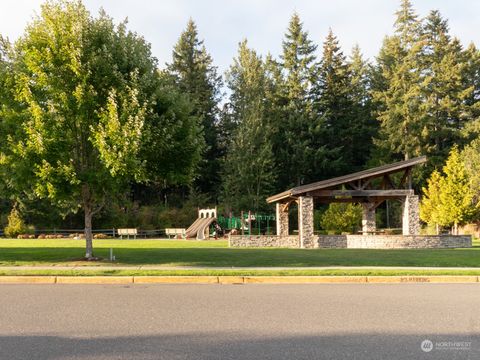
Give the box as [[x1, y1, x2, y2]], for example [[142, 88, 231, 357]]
[[0, 1, 202, 256]]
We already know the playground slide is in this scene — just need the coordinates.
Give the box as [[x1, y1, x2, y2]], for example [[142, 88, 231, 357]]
[[186, 217, 216, 240], [185, 218, 202, 238]]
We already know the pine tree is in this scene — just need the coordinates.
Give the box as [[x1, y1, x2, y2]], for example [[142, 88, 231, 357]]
[[273, 13, 330, 188], [222, 40, 275, 211], [348, 45, 377, 168], [372, 0, 424, 161], [281, 13, 317, 103], [167, 19, 222, 199], [420, 10, 472, 169], [312, 30, 360, 175], [373, 1, 479, 181], [394, 0, 420, 48], [462, 43, 480, 140]]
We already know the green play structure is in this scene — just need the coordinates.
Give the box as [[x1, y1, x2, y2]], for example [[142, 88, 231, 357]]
[[217, 212, 276, 235]]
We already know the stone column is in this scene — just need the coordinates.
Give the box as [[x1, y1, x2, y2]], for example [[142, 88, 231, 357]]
[[402, 195, 420, 235], [362, 204, 376, 235], [298, 196, 314, 248], [276, 202, 289, 237]]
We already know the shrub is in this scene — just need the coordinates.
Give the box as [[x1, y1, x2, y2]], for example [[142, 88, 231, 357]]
[[320, 203, 362, 234], [45, 234, 61, 239], [93, 233, 109, 239], [4, 206, 28, 238]]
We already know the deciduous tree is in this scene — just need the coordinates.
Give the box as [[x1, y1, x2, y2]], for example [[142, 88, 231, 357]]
[[1, 1, 201, 258]]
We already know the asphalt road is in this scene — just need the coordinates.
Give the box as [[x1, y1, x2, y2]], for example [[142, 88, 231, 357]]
[[0, 284, 479, 360]]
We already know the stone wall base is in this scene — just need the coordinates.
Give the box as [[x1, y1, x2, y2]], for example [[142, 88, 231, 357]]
[[229, 235, 472, 249], [317, 235, 472, 249], [229, 235, 299, 248]]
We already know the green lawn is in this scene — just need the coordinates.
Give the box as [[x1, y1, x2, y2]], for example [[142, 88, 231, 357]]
[[0, 238, 478, 269]]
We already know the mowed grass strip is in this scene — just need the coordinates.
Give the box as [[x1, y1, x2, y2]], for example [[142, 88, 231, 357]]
[[0, 269, 480, 277], [0, 238, 478, 268]]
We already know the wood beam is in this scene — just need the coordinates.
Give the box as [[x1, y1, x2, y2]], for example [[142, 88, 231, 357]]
[[347, 181, 360, 190], [316, 196, 400, 204], [359, 177, 373, 190], [398, 168, 411, 189], [281, 199, 296, 212], [383, 175, 395, 189], [309, 189, 413, 197]]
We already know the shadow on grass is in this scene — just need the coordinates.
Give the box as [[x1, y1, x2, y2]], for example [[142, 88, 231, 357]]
[[0, 246, 479, 267]]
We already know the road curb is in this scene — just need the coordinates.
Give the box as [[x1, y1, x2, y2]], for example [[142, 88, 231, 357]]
[[0, 276, 57, 284], [0, 275, 477, 284], [244, 276, 368, 284], [56, 276, 134, 284], [366, 275, 479, 283], [134, 276, 218, 284]]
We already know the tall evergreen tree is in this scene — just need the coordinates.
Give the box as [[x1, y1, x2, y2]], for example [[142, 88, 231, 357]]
[[273, 13, 331, 188], [420, 10, 473, 169], [373, 1, 479, 183], [462, 43, 480, 140], [222, 41, 275, 212], [167, 19, 222, 199], [313, 30, 366, 175], [372, 0, 424, 162], [348, 45, 377, 168], [394, 0, 420, 48]]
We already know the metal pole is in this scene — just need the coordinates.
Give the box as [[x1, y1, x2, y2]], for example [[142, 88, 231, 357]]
[[248, 211, 252, 239]]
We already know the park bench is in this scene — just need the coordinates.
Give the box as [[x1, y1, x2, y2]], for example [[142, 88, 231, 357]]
[[165, 228, 186, 239], [117, 228, 138, 240]]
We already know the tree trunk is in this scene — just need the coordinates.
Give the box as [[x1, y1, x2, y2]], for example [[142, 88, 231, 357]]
[[84, 205, 93, 259], [82, 184, 94, 259]]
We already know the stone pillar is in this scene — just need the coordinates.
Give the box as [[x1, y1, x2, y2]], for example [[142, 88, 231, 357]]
[[402, 195, 420, 235], [362, 204, 376, 235], [276, 202, 289, 237], [298, 196, 314, 248]]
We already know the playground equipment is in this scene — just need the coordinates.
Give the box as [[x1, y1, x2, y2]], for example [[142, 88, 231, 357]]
[[217, 212, 276, 235], [186, 208, 217, 240]]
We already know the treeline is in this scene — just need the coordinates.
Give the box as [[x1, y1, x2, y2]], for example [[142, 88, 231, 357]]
[[1, 0, 480, 244]]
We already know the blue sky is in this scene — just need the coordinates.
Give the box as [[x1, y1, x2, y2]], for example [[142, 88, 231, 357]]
[[1, 0, 479, 73]]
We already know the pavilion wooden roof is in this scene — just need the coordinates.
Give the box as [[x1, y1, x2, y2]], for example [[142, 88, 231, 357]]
[[266, 156, 427, 203]]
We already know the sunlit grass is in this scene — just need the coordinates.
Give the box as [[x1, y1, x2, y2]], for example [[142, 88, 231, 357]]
[[0, 238, 478, 269]]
